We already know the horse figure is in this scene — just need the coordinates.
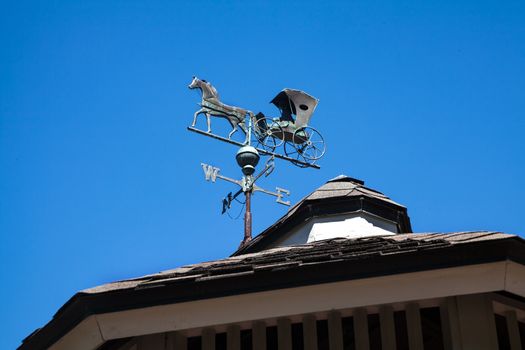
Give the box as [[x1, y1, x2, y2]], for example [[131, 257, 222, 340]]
[[188, 77, 253, 140]]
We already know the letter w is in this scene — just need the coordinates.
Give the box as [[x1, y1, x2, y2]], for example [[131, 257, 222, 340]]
[[201, 163, 220, 182]]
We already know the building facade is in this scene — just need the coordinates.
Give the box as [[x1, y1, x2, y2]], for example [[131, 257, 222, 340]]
[[20, 177, 525, 350]]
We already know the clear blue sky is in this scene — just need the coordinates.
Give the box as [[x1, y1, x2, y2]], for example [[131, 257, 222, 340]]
[[1, 0, 524, 348]]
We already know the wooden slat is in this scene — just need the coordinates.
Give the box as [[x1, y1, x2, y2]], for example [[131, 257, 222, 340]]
[[440, 297, 462, 350], [379, 305, 396, 350], [202, 328, 215, 350], [113, 338, 137, 350], [167, 331, 186, 350], [139, 334, 164, 350], [277, 317, 292, 350], [303, 314, 318, 350], [328, 310, 344, 350], [505, 310, 523, 350], [252, 321, 267, 350], [456, 294, 498, 350], [122, 342, 138, 350], [227, 325, 241, 350], [405, 303, 424, 350], [353, 308, 370, 350]]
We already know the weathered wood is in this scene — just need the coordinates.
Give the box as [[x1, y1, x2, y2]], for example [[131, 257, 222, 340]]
[[202, 328, 215, 350], [328, 310, 344, 350], [303, 314, 318, 350], [252, 321, 267, 350], [227, 325, 241, 350], [353, 308, 370, 350], [379, 305, 396, 350], [505, 310, 522, 350], [277, 317, 293, 350], [405, 303, 424, 350], [456, 294, 498, 350]]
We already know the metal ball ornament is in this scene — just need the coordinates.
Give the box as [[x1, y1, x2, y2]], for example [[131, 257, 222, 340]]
[[236, 146, 260, 176]]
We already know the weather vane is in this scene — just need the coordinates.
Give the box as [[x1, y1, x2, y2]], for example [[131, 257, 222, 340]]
[[187, 76, 326, 247]]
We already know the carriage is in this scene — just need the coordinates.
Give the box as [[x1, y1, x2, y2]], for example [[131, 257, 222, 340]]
[[252, 89, 326, 167], [188, 76, 325, 168]]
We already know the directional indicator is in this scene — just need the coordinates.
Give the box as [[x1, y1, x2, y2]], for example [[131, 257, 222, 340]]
[[200, 161, 291, 207], [187, 76, 323, 247], [201, 163, 240, 185], [199, 151, 290, 248], [253, 185, 291, 206]]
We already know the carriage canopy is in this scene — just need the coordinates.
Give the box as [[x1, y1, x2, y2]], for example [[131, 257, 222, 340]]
[[270, 89, 319, 127]]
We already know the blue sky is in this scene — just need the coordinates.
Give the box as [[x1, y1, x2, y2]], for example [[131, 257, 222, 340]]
[[1, 0, 524, 348]]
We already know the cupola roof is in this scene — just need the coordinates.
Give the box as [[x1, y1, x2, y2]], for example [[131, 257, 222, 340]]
[[233, 175, 412, 255]]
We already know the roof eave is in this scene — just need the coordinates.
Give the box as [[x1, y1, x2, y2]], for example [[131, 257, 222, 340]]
[[19, 236, 525, 350]]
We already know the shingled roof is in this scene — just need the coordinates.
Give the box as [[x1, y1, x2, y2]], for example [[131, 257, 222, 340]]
[[84, 231, 514, 295], [303, 175, 403, 206], [234, 175, 413, 255], [20, 231, 525, 349]]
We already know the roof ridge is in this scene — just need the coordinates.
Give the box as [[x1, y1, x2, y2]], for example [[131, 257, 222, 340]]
[[326, 175, 364, 184]]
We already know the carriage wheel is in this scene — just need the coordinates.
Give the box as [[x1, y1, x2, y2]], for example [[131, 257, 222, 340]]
[[284, 141, 310, 168], [252, 117, 284, 152], [292, 126, 326, 161]]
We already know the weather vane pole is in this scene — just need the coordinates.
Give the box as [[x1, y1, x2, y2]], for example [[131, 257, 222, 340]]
[[187, 76, 325, 247]]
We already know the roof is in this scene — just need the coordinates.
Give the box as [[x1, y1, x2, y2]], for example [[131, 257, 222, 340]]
[[303, 175, 404, 206], [234, 175, 413, 254], [20, 231, 525, 349], [83, 231, 514, 294]]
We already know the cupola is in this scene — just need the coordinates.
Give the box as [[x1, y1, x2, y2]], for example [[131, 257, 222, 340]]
[[234, 175, 412, 255]]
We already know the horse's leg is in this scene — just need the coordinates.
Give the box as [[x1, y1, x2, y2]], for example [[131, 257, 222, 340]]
[[228, 123, 238, 139], [191, 108, 205, 127], [238, 122, 249, 144], [206, 113, 212, 133]]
